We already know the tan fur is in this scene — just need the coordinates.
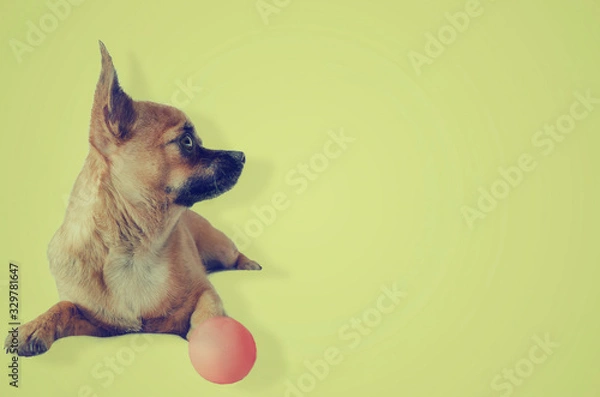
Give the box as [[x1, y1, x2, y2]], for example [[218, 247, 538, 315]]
[[5, 42, 260, 357]]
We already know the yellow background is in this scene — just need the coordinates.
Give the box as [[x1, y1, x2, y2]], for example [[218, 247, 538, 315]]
[[1, 0, 599, 396]]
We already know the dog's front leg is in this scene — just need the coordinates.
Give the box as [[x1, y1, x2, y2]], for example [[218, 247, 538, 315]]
[[183, 210, 262, 273], [4, 301, 115, 357], [185, 285, 226, 340]]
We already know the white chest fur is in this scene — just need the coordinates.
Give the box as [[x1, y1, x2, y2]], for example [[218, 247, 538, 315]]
[[103, 251, 169, 321]]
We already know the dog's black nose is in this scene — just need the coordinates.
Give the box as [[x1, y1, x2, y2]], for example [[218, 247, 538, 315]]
[[229, 151, 245, 164]]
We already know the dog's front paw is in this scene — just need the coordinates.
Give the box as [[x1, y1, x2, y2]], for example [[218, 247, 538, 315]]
[[236, 259, 262, 271], [4, 322, 53, 357]]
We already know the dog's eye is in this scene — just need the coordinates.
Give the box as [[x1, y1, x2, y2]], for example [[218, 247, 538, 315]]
[[180, 135, 194, 151]]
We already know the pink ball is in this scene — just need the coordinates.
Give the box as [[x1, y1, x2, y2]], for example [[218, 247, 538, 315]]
[[188, 316, 257, 384]]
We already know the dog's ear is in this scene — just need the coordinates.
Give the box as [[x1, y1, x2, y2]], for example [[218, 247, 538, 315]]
[[90, 41, 136, 151]]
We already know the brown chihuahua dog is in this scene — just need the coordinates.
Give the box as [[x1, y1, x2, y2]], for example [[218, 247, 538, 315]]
[[4, 42, 260, 357]]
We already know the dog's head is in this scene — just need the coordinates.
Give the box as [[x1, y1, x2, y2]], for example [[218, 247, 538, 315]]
[[89, 42, 244, 208]]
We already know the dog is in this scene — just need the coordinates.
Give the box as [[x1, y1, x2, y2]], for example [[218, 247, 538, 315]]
[[4, 42, 261, 357]]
